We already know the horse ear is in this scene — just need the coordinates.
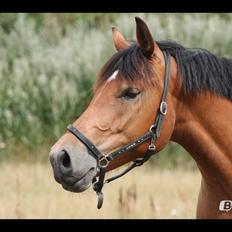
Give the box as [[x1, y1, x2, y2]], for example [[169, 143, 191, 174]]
[[112, 27, 130, 52], [135, 17, 155, 58]]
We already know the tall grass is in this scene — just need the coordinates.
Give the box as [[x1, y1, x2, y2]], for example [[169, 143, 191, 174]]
[[0, 13, 232, 161], [0, 161, 201, 218]]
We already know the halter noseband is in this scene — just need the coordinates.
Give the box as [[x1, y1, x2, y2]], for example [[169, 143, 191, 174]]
[[67, 51, 171, 209]]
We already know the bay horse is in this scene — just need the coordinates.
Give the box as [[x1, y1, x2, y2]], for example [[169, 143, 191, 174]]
[[49, 17, 232, 219]]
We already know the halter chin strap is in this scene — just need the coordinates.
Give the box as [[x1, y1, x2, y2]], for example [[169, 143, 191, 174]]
[[67, 51, 171, 209]]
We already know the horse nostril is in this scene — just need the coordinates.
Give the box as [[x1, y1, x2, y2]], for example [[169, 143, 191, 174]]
[[61, 150, 71, 168]]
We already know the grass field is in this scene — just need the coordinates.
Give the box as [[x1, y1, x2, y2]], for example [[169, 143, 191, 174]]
[[0, 161, 201, 219]]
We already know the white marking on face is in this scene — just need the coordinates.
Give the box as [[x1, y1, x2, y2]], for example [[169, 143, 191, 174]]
[[92, 70, 119, 103], [107, 70, 119, 82]]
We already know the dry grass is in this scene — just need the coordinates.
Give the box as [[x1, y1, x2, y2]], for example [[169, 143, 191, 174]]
[[0, 161, 201, 219]]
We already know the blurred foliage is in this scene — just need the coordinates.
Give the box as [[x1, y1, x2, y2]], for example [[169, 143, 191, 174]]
[[0, 13, 231, 166]]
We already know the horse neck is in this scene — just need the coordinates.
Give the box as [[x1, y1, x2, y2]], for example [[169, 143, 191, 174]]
[[171, 87, 232, 191], [166, 55, 232, 201]]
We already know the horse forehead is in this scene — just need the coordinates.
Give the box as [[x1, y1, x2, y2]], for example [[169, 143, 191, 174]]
[[93, 71, 120, 104], [107, 70, 119, 82]]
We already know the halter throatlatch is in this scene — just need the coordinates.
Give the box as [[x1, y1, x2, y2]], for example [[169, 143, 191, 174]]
[[66, 51, 171, 209]]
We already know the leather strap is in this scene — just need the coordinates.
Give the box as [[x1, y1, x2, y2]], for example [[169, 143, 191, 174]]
[[107, 131, 154, 161], [105, 149, 154, 184], [154, 51, 170, 138], [67, 124, 104, 160]]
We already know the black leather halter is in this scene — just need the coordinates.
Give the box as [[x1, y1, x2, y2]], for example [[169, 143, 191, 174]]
[[67, 51, 171, 209]]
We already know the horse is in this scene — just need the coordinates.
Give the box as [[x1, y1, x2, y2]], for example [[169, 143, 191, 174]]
[[49, 17, 232, 219]]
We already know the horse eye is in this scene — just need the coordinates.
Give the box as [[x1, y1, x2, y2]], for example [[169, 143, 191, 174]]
[[122, 89, 141, 100]]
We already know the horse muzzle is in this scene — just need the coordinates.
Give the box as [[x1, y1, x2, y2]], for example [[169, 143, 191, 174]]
[[49, 149, 97, 192]]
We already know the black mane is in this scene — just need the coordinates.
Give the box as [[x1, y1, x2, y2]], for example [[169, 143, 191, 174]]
[[158, 40, 232, 100], [96, 40, 232, 100], [96, 43, 156, 89]]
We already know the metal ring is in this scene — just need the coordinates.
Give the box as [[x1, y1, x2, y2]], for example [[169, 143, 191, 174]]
[[160, 101, 167, 115], [98, 157, 110, 169], [149, 125, 156, 133]]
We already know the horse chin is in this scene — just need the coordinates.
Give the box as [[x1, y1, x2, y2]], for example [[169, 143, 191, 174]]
[[62, 181, 91, 193], [61, 168, 97, 193]]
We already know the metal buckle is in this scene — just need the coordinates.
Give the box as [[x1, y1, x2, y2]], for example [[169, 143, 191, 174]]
[[160, 101, 167, 115], [148, 137, 156, 151], [98, 156, 110, 169], [148, 144, 156, 151]]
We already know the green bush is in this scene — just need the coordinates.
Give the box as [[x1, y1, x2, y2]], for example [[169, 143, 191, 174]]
[[0, 13, 231, 165]]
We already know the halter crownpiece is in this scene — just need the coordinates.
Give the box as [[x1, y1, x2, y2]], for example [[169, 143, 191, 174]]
[[66, 51, 171, 209]]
